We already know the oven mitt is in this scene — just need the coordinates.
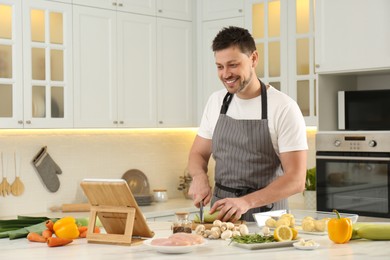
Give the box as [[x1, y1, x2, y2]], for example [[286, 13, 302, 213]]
[[32, 146, 62, 192]]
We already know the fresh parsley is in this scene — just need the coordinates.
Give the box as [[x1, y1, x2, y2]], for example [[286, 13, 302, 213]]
[[230, 234, 276, 244]]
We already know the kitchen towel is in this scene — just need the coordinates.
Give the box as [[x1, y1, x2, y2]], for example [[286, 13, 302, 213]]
[[32, 146, 62, 192]]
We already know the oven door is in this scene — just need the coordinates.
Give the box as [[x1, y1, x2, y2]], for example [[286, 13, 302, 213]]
[[316, 152, 390, 218]]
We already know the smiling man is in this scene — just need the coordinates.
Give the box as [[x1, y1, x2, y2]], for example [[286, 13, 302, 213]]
[[188, 26, 308, 222]]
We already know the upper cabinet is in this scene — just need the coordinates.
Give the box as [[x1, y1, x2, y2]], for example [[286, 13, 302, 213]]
[[246, 0, 317, 126], [202, 0, 244, 21], [0, 0, 23, 128], [157, 18, 193, 127], [156, 0, 192, 21], [0, 0, 72, 128], [73, 5, 157, 128], [315, 0, 390, 74], [73, 1, 193, 128], [72, 0, 156, 16]]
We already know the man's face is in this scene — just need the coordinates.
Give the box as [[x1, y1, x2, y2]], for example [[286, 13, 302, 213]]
[[214, 46, 257, 96]]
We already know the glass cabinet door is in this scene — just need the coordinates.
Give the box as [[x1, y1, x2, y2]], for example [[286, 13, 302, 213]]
[[22, 0, 72, 128], [0, 0, 23, 128], [247, 0, 317, 126]]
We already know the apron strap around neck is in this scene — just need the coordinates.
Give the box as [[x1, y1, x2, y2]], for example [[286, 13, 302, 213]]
[[260, 80, 267, 120], [220, 92, 233, 114]]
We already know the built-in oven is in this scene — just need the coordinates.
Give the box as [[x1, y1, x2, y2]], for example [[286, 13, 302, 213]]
[[316, 132, 390, 218]]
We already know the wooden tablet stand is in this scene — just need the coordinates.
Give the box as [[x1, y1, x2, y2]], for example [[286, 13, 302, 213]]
[[80, 179, 154, 246]]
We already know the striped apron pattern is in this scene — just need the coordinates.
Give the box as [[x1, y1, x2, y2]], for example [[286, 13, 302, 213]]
[[211, 80, 287, 221]]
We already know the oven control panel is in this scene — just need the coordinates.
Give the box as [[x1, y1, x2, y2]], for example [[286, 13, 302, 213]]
[[317, 131, 390, 152]]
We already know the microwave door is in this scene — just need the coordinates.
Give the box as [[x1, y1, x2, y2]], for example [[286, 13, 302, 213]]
[[338, 91, 345, 130]]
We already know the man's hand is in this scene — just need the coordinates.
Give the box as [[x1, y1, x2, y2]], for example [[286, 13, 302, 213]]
[[209, 197, 249, 222], [188, 174, 212, 207]]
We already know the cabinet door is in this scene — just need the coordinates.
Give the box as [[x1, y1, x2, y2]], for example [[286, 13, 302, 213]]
[[315, 0, 390, 73], [73, 5, 117, 127], [157, 18, 193, 127], [0, 0, 23, 128], [117, 12, 157, 127], [22, 0, 73, 128], [156, 0, 192, 21], [198, 18, 244, 123], [201, 0, 244, 21]]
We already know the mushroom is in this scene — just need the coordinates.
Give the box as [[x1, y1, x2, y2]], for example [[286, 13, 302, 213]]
[[195, 224, 206, 235], [221, 230, 233, 240], [261, 226, 270, 236], [226, 222, 235, 230], [209, 230, 221, 239], [239, 224, 249, 236], [220, 223, 228, 231], [232, 230, 241, 237], [213, 220, 222, 228]]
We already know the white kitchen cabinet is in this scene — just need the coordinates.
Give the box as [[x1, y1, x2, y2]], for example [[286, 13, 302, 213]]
[[197, 18, 244, 123], [156, 0, 193, 21], [245, 0, 317, 126], [0, 0, 73, 128], [157, 18, 193, 127], [201, 0, 244, 21], [72, 0, 156, 16], [73, 5, 157, 127], [315, 0, 390, 73], [0, 0, 23, 128]]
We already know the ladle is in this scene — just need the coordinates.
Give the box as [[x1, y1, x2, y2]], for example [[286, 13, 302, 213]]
[[0, 152, 11, 196], [11, 152, 24, 196]]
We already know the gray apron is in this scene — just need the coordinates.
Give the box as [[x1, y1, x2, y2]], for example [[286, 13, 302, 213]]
[[211, 80, 287, 221]]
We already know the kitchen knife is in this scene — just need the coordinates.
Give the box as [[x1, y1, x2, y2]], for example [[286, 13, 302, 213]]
[[199, 200, 204, 223]]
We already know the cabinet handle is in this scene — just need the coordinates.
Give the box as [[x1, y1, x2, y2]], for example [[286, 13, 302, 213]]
[[112, 2, 117, 6], [158, 9, 162, 13], [113, 121, 118, 124], [25, 120, 31, 124], [159, 121, 163, 124], [118, 3, 123, 7], [315, 64, 320, 68], [238, 9, 243, 13], [119, 121, 124, 124], [17, 120, 23, 124]]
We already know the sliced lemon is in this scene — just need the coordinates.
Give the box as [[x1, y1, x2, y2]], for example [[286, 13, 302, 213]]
[[273, 225, 293, 242], [291, 227, 298, 240]]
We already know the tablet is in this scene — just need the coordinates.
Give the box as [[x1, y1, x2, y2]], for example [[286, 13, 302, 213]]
[[80, 178, 154, 241]]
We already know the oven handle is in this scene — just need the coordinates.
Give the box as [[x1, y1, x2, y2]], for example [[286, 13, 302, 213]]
[[316, 155, 390, 161]]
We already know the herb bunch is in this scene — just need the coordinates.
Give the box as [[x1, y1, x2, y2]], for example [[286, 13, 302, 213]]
[[229, 234, 276, 244]]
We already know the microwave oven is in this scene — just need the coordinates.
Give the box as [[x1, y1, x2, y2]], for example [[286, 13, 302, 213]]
[[338, 89, 390, 130]]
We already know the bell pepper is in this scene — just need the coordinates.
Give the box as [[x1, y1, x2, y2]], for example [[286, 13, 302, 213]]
[[327, 209, 352, 244], [53, 216, 80, 239]]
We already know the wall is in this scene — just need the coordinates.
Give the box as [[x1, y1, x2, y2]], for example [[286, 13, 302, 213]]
[[0, 128, 316, 218]]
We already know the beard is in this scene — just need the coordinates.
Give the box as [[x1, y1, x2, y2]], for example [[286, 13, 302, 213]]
[[235, 70, 254, 94]]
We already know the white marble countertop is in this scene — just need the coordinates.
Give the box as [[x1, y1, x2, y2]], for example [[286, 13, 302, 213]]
[[1, 198, 390, 259], [1, 221, 390, 259]]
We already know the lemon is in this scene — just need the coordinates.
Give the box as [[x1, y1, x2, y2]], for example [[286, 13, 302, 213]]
[[273, 225, 293, 242], [291, 227, 298, 240]]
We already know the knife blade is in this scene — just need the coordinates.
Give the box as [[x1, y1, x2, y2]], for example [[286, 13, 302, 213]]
[[199, 200, 204, 223]]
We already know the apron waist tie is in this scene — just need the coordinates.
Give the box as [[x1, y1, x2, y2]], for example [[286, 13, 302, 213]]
[[215, 182, 258, 197]]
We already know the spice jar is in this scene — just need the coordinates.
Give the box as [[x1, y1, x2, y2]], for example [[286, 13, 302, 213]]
[[153, 189, 168, 202], [172, 212, 192, 234]]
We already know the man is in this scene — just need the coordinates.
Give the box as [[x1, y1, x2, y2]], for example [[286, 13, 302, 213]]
[[188, 26, 308, 222]]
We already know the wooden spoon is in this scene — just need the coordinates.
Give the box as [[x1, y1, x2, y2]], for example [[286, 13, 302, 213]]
[[11, 152, 24, 196], [1, 152, 11, 196]]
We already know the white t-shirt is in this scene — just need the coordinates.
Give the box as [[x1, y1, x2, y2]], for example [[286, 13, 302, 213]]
[[198, 86, 308, 155]]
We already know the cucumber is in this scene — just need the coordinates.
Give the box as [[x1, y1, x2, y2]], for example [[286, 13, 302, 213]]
[[193, 210, 220, 223], [356, 223, 390, 240]]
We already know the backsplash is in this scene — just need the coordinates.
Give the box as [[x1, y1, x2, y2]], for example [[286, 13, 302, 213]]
[[0, 128, 316, 218]]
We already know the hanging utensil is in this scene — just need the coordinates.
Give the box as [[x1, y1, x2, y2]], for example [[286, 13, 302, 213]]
[[11, 152, 25, 196], [1, 152, 11, 196]]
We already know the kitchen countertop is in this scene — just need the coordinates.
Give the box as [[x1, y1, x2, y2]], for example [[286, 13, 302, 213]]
[[1, 198, 390, 259], [1, 221, 390, 259]]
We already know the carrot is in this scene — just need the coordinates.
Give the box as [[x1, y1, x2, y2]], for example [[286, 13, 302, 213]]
[[78, 226, 88, 233], [94, 227, 101, 233], [47, 237, 73, 247], [79, 230, 87, 238], [27, 232, 47, 243], [42, 229, 53, 239], [45, 220, 54, 232]]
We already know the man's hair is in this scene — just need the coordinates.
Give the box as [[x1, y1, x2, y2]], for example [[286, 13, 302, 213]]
[[212, 26, 256, 56]]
